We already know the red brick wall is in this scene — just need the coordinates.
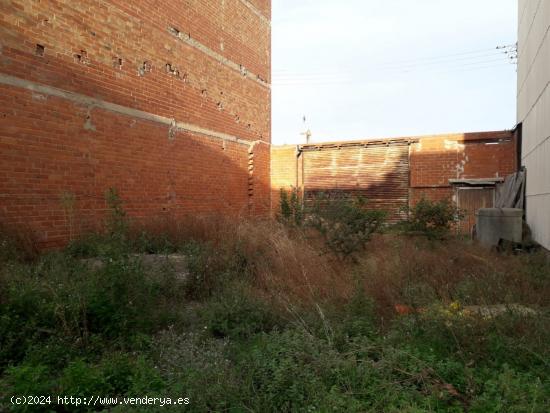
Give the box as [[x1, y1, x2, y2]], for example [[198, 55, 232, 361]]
[[0, 0, 271, 248], [271, 130, 517, 219], [410, 131, 517, 202], [248, 141, 271, 216]]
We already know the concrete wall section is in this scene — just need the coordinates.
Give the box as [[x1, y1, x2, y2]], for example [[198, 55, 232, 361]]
[[517, 0, 550, 250]]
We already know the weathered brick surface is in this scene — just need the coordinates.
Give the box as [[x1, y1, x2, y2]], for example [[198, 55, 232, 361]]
[[410, 131, 517, 191], [271, 131, 517, 216], [0, 0, 271, 248], [248, 141, 271, 216], [0, 0, 271, 141], [271, 145, 299, 211]]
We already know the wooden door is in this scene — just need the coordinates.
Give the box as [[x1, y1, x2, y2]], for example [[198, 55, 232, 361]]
[[457, 187, 495, 234]]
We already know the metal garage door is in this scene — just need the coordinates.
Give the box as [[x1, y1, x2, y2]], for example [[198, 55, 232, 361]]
[[302, 143, 410, 222]]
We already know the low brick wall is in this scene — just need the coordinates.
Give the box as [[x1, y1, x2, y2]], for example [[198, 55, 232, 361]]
[[272, 131, 518, 225]]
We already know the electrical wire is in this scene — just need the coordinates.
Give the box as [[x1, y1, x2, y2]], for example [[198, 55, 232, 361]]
[[272, 44, 517, 82], [272, 62, 514, 87]]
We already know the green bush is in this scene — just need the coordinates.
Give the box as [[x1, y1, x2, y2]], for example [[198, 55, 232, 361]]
[[151, 330, 241, 411], [240, 329, 332, 411], [470, 365, 548, 413], [0, 224, 37, 263], [1, 354, 165, 412], [0, 252, 183, 374], [182, 241, 227, 300], [65, 188, 131, 259], [390, 304, 550, 377], [402, 198, 462, 239], [308, 193, 387, 257], [278, 187, 304, 226], [202, 283, 280, 339], [331, 287, 379, 348], [237, 327, 469, 412], [131, 230, 177, 255], [182, 239, 250, 300]]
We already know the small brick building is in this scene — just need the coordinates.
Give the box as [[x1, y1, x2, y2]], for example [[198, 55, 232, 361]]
[[0, 0, 271, 248], [272, 131, 518, 233]]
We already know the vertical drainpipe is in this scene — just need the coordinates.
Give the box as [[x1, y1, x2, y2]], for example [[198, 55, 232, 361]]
[[296, 144, 305, 208], [516, 123, 522, 172], [407, 141, 412, 218], [295, 145, 300, 189]]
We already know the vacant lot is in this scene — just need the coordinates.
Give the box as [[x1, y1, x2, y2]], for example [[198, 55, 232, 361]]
[[1, 209, 549, 412]]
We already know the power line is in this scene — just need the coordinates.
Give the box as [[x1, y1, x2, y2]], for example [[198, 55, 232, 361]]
[[273, 44, 517, 81], [273, 52, 515, 81], [272, 62, 514, 87], [273, 51, 504, 79]]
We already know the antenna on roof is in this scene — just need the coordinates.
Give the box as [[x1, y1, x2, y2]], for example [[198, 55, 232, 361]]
[[300, 115, 312, 143]]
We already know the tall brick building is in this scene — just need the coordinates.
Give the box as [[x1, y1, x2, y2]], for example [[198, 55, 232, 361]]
[[0, 0, 271, 248]]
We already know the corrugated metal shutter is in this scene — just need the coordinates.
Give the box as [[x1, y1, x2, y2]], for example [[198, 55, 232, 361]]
[[303, 144, 410, 222]]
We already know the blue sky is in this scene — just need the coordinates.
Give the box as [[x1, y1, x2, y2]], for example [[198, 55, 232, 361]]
[[271, 0, 518, 145]]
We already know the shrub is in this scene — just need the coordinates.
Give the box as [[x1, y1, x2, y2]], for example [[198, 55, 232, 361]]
[[152, 330, 240, 411], [1, 363, 53, 399], [330, 286, 379, 348], [278, 187, 304, 226], [402, 198, 462, 239], [1, 354, 164, 412], [105, 188, 128, 240], [0, 223, 38, 263], [202, 283, 281, 339], [308, 193, 387, 257], [470, 365, 548, 413], [66, 188, 131, 258], [182, 241, 248, 300], [131, 230, 177, 254], [0, 250, 184, 374], [239, 329, 333, 411]]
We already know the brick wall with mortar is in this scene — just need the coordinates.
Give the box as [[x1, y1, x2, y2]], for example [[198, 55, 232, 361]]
[[272, 131, 517, 216], [410, 131, 517, 204], [0, 0, 271, 249]]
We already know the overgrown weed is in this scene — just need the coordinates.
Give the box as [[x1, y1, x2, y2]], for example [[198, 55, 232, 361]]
[[1, 196, 549, 411]]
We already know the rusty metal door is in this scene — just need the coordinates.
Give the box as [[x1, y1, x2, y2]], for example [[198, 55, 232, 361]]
[[457, 187, 495, 234], [302, 143, 410, 222]]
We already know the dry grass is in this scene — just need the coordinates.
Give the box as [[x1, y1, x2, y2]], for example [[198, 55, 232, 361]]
[[355, 235, 548, 328], [132, 214, 548, 298], [130, 215, 549, 331], [129, 215, 353, 318], [6, 208, 548, 325]]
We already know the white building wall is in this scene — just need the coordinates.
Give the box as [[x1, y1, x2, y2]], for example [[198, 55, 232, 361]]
[[517, 0, 550, 250]]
